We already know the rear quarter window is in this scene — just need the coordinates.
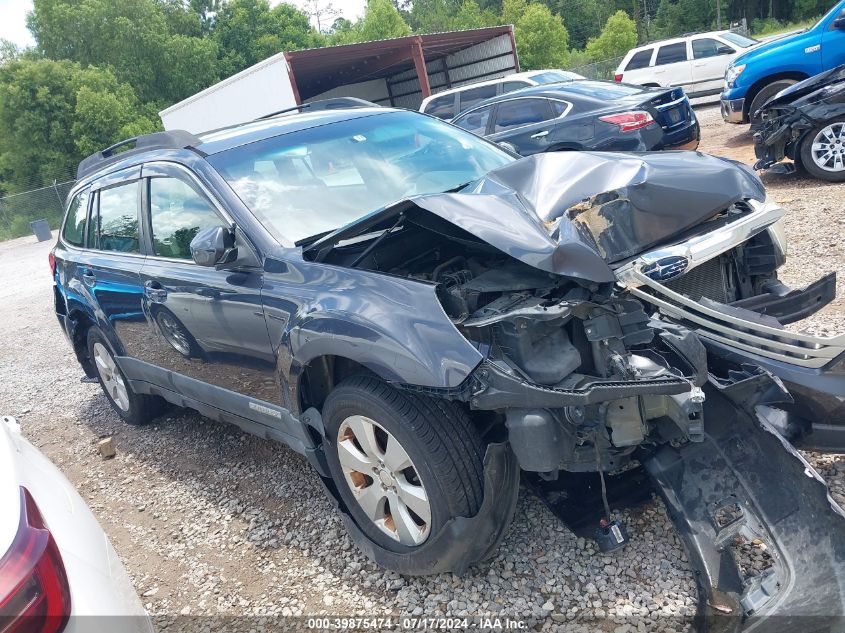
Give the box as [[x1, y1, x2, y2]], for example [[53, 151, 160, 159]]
[[424, 94, 456, 119], [458, 84, 498, 112], [655, 42, 688, 66], [626, 49, 654, 70], [61, 189, 90, 247]]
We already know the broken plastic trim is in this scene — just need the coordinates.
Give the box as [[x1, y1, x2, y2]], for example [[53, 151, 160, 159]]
[[643, 368, 845, 632]]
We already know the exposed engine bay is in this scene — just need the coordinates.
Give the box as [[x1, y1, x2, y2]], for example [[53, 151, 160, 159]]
[[302, 150, 845, 629]]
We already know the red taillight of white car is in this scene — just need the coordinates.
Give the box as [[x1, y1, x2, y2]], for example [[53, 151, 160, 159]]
[[48, 252, 56, 278], [0, 488, 71, 633], [614, 73, 623, 82], [598, 111, 655, 133]]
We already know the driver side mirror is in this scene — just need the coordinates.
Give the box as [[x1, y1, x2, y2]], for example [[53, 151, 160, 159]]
[[190, 226, 236, 267], [717, 45, 735, 55], [834, 15, 845, 29]]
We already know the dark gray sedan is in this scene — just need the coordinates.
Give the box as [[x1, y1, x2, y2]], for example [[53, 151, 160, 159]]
[[451, 81, 700, 155]]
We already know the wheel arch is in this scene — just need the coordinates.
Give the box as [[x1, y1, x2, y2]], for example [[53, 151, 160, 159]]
[[745, 71, 809, 117]]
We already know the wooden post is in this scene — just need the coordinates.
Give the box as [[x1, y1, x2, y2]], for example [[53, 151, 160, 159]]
[[411, 38, 431, 99]]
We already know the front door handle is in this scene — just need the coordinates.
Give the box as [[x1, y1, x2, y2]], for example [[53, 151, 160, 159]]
[[82, 270, 96, 288], [144, 280, 168, 302], [531, 130, 550, 139]]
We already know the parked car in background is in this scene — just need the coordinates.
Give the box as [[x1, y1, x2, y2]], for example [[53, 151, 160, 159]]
[[721, 0, 845, 125], [0, 415, 152, 633], [615, 30, 758, 99], [451, 81, 699, 155], [419, 69, 584, 119], [753, 64, 845, 181]]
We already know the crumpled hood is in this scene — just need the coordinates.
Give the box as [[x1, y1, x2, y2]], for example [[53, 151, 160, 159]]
[[306, 151, 765, 284]]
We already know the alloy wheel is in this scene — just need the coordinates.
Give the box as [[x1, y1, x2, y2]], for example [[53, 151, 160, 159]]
[[92, 342, 130, 411], [336, 415, 431, 546], [811, 123, 845, 172]]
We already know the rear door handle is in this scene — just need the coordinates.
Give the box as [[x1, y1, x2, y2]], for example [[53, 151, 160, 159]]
[[531, 130, 550, 139], [82, 270, 96, 288], [144, 280, 167, 302]]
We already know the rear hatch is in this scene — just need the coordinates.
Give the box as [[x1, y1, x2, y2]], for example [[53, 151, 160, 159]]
[[644, 87, 693, 133]]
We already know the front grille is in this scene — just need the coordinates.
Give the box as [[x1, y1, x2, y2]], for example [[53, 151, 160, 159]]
[[664, 257, 733, 304]]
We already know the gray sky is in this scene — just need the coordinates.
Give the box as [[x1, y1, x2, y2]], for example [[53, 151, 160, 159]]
[[0, 0, 368, 49]]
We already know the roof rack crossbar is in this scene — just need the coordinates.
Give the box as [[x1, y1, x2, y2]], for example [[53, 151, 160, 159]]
[[258, 97, 378, 121], [76, 129, 204, 180]]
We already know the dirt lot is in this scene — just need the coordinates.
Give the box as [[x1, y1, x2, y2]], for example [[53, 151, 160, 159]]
[[1, 105, 843, 632]]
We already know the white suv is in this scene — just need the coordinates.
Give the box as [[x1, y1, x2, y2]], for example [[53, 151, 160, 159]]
[[419, 69, 584, 119], [615, 30, 758, 99]]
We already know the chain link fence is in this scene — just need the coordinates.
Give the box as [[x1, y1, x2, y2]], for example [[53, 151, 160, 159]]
[[0, 179, 76, 241], [568, 56, 625, 81]]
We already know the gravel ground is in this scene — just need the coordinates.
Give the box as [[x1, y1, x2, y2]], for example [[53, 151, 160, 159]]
[[1, 105, 842, 632]]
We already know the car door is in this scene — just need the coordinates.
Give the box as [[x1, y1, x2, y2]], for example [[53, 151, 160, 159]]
[[690, 37, 736, 96], [822, 6, 845, 69], [137, 162, 278, 404], [652, 41, 693, 91], [76, 168, 149, 360], [487, 97, 560, 155]]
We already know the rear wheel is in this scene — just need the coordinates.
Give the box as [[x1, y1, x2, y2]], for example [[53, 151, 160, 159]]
[[799, 118, 845, 182], [87, 327, 164, 425], [322, 376, 485, 555]]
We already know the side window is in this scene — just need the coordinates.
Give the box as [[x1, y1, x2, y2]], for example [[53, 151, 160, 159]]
[[458, 84, 497, 112], [550, 100, 571, 116], [425, 94, 456, 120], [96, 181, 140, 253], [453, 106, 492, 134], [655, 42, 688, 66], [61, 189, 89, 247], [693, 38, 731, 59], [626, 49, 654, 70], [502, 81, 530, 93], [149, 177, 223, 260], [493, 99, 554, 133]]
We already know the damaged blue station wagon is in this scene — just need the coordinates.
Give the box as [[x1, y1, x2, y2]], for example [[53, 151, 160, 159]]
[[52, 100, 845, 629]]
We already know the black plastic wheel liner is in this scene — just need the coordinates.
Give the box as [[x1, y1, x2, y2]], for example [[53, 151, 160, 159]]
[[643, 369, 845, 633]]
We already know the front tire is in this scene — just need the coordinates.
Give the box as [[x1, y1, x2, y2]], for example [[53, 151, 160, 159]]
[[748, 79, 798, 127], [87, 327, 164, 425], [322, 376, 485, 554], [799, 117, 845, 182]]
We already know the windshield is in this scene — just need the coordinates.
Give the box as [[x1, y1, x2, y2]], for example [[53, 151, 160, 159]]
[[720, 31, 758, 48], [529, 70, 585, 84], [208, 111, 513, 244]]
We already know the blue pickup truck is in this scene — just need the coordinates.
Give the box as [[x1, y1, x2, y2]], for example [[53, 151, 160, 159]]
[[721, 0, 845, 124]]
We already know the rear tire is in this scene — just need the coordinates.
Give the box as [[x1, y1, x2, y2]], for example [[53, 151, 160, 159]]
[[87, 327, 164, 425], [799, 117, 845, 183], [322, 376, 485, 555], [748, 79, 798, 127]]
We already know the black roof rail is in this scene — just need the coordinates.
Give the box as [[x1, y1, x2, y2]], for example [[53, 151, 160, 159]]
[[258, 97, 379, 120], [76, 129, 203, 180]]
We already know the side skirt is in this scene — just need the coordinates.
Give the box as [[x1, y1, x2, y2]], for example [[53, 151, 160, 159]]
[[116, 356, 329, 477]]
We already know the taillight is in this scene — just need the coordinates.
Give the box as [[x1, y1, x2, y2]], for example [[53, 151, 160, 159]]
[[0, 488, 71, 633], [614, 73, 623, 82], [48, 252, 56, 277], [598, 111, 655, 132]]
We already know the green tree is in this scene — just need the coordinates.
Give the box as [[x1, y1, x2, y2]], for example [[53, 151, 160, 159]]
[[585, 10, 637, 61], [514, 3, 570, 69], [213, 0, 321, 76], [551, 0, 602, 49], [500, 0, 527, 25], [0, 59, 157, 189], [27, 0, 219, 104], [409, 0, 461, 33], [449, 0, 499, 29], [330, 0, 411, 44]]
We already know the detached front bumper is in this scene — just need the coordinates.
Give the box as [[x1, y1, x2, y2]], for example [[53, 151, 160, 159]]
[[721, 96, 746, 123]]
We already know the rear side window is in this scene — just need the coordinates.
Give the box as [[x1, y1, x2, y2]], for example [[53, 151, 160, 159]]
[[149, 177, 222, 259], [95, 181, 140, 253], [62, 189, 89, 247], [493, 99, 553, 132], [425, 94, 456, 119], [626, 49, 654, 70], [655, 43, 688, 66], [453, 106, 492, 134], [458, 84, 497, 112]]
